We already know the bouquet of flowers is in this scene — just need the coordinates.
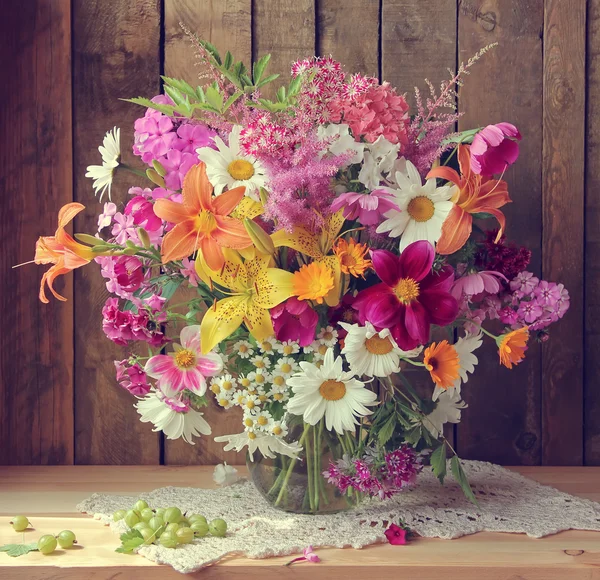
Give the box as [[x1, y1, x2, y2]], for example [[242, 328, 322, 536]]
[[29, 34, 569, 513]]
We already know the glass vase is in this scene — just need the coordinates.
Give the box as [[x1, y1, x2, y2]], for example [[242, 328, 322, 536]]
[[247, 416, 362, 514]]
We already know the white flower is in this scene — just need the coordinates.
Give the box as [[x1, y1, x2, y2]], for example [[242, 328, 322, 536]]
[[253, 409, 273, 430], [357, 136, 400, 189], [317, 326, 338, 347], [213, 463, 240, 487], [376, 159, 455, 252], [432, 333, 482, 401], [197, 125, 266, 199], [216, 396, 234, 409], [287, 349, 378, 434], [233, 340, 254, 359], [317, 123, 364, 165], [274, 340, 300, 356], [423, 389, 467, 438], [215, 431, 302, 460], [257, 337, 277, 354], [274, 357, 298, 377], [85, 127, 121, 201], [247, 369, 270, 388], [340, 322, 402, 377], [211, 373, 237, 393], [399, 345, 424, 358], [269, 420, 288, 438], [135, 391, 211, 445], [250, 355, 271, 369]]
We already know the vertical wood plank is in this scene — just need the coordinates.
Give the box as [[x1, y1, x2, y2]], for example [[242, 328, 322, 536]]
[[456, 0, 544, 465], [586, 0, 600, 466], [253, 0, 316, 98], [72, 0, 161, 464], [0, 0, 74, 465], [163, 0, 252, 465], [317, 0, 379, 77], [542, 0, 585, 465]]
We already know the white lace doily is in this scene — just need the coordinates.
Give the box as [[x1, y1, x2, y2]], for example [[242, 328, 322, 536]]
[[77, 460, 600, 574]]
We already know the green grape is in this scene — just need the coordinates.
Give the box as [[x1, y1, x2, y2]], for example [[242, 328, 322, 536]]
[[165, 522, 180, 534], [208, 519, 227, 537], [133, 500, 149, 512], [56, 530, 77, 549], [190, 521, 209, 537], [140, 508, 154, 523], [113, 509, 127, 522], [176, 527, 194, 544], [154, 508, 166, 518], [164, 507, 182, 524], [187, 514, 207, 525], [179, 517, 190, 527], [133, 522, 149, 531], [148, 517, 164, 532], [159, 531, 178, 549], [38, 535, 57, 555], [124, 510, 141, 528], [139, 527, 156, 543], [10, 516, 30, 532]]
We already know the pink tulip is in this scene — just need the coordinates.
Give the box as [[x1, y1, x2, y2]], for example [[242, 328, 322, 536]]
[[470, 122, 521, 175]]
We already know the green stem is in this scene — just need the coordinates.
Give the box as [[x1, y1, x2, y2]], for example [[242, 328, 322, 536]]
[[120, 163, 149, 178], [313, 423, 321, 512], [454, 318, 498, 340], [274, 424, 311, 507], [305, 425, 315, 513]]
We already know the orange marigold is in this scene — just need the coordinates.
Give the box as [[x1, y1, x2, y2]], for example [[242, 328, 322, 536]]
[[293, 262, 335, 304], [333, 238, 372, 277], [497, 327, 529, 369], [423, 340, 460, 389]]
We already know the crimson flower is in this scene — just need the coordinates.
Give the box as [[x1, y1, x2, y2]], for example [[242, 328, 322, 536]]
[[385, 523, 408, 545], [470, 122, 521, 175], [354, 241, 458, 350]]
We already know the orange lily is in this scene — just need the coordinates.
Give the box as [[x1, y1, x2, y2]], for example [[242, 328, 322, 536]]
[[427, 145, 511, 255], [153, 162, 252, 270], [35, 202, 95, 303]]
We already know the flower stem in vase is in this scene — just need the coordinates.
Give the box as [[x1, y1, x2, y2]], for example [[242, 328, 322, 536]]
[[274, 423, 311, 507]]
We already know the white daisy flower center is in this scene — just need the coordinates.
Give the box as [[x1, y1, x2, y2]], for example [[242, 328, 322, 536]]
[[319, 379, 347, 401], [394, 277, 420, 304], [175, 349, 196, 369], [227, 159, 255, 180], [364, 335, 394, 355], [407, 195, 435, 222]]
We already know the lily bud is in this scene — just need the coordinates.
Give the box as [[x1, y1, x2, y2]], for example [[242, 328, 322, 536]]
[[137, 227, 151, 249], [146, 168, 165, 188], [152, 159, 167, 177], [75, 233, 105, 246], [244, 218, 275, 256], [259, 187, 269, 206]]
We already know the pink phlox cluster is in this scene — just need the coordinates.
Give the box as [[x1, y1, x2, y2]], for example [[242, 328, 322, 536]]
[[98, 202, 117, 231], [323, 445, 422, 500], [102, 297, 167, 348], [114, 359, 151, 396], [180, 258, 201, 287]]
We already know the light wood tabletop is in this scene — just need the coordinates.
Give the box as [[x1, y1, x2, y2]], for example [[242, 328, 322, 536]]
[[0, 465, 599, 579]]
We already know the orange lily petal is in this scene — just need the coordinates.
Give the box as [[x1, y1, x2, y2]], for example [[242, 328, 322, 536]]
[[35, 236, 63, 264], [212, 186, 246, 216], [55, 230, 95, 261], [57, 202, 86, 229], [182, 163, 212, 212], [456, 144, 473, 181], [154, 198, 193, 224], [199, 236, 225, 272], [160, 220, 200, 263], [483, 207, 507, 241], [213, 216, 253, 249], [426, 166, 461, 187], [436, 205, 473, 255], [40, 260, 70, 303]]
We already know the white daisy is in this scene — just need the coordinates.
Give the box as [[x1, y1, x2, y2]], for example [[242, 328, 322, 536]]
[[247, 369, 270, 388], [213, 463, 239, 487], [274, 357, 298, 377], [135, 390, 211, 444], [376, 158, 455, 252], [250, 355, 271, 369], [269, 420, 289, 438], [214, 431, 302, 460], [233, 340, 254, 359], [422, 389, 467, 438], [432, 333, 482, 401], [274, 340, 300, 356], [340, 322, 402, 377], [257, 337, 277, 354], [270, 373, 288, 390], [287, 349, 378, 434], [216, 396, 234, 409], [309, 341, 330, 361], [238, 374, 252, 390], [197, 125, 266, 199], [85, 127, 121, 201], [254, 409, 273, 430], [317, 326, 338, 347], [317, 123, 365, 165]]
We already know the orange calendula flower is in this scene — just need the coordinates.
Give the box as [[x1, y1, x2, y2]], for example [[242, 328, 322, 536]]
[[427, 144, 511, 255], [423, 340, 460, 389], [34, 202, 95, 303], [293, 262, 335, 304], [333, 238, 372, 277], [497, 327, 529, 369], [153, 162, 252, 270]]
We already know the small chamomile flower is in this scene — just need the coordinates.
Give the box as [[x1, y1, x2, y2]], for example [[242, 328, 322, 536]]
[[274, 357, 298, 377], [270, 420, 288, 438], [211, 374, 236, 393], [238, 375, 252, 389], [243, 394, 261, 411], [254, 410, 273, 430], [258, 338, 277, 354], [217, 396, 234, 409], [275, 340, 300, 356], [250, 355, 271, 369], [247, 369, 270, 387], [234, 391, 248, 406], [311, 342, 330, 361], [242, 413, 256, 429], [234, 340, 254, 359], [302, 343, 316, 355], [318, 325, 338, 347], [271, 372, 287, 389], [210, 381, 221, 395], [269, 388, 289, 403]]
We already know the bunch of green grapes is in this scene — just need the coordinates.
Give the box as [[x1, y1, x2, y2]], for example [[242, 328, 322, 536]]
[[9, 516, 77, 555]]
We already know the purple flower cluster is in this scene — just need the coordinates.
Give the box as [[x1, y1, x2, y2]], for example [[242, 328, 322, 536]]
[[323, 445, 422, 500], [102, 297, 167, 347], [114, 359, 151, 396]]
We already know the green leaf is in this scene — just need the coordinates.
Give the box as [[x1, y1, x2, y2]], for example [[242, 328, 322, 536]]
[[0, 543, 39, 557], [123, 97, 177, 116], [403, 425, 422, 446], [471, 212, 494, 220], [378, 414, 397, 446], [240, 73, 253, 87], [115, 536, 144, 554], [161, 279, 183, 301], [223, 91, 243, 113], [161, 77, 198, 100], [224, 51, 233, 70], [256, 73, 281, 88], [199, 40, 221, 65], [205, 85, 224, 111], [287, 73, 303, 95], [252, 53, 271, 85], [276, 86, 286, 103], [450, 456, 478, 505], [442, 127, 481, 145], [430, 443, 447, 484]]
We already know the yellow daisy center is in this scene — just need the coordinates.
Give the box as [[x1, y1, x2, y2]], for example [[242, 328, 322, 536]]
[[261, 341, 273, 352], [273, 393, 284, 401], [254, 360, 266, 369], [194, 209, 217, 233], [280, 363, 292, 373], [257, 416, 269, 426], [240, 378, 251, 387], [365, 335, 394, 355], [239, 344, 249, 353], [292, 262, 335, 304], [272, 425, 283, 436], [394, 277, 420, 304], [246, 400, 256, 409], [273, 375, 285, 386], [175, 349, 196, 369], [318, 344, 328, 356], [247, 431, 257, 440], [222, 380, 233, 391], [218, 398, 229, 407], [319, 379, 346, 401], [322, 331, 334, 342], [407, 196, 435, 222], [255, 374, 266, 384], [259, 394, 268, 402], [244, 418, 254, 427], [210, 384, 221, 394], [228, 159, 255, 181], [283, 345, 294, 355]]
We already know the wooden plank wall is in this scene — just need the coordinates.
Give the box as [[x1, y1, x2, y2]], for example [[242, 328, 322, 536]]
[[0, 0, 592, 466]]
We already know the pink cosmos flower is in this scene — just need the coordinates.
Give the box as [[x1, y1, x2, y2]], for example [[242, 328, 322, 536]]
[[145, 325, 223, 395], [451, 271, 507, 300], [330, 189, 399, 226], [470, 122, 521, 175], [98, 202, 117, 230], [125, 196, 163, 231], [285, 546, 321, 566], [113, 256, 144, 293], [354, 241, 459, 350], [174, 123, 217, 154], [385, 523, 408, 545], [271, 297, 319, 347]]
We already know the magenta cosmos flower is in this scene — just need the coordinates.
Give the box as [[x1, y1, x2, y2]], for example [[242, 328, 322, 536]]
[[145, 325, 223, 395], [354, 241, 459, 350], [470, 122, 522, 175], [451, 270, 507, 300], [271, 297, 318, 347]]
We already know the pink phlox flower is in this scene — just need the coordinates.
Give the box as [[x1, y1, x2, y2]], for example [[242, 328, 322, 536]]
[[180, 258, 200, 287], [173, 122, 217, 154], [330, 189, 399, 226], [470, 122, 521, 175], [271, 297, 318, 347], [134, 114, 177, 163], [385, 523, 408, 546], [114, 359, 151, 396], [451, 270, 507, 300], [125, 195, 163, 231], [128, 186, 154, 199], [159, 148, 197, 190], [517, 300, 544, 324], [510, 271, 539, 296], [285, 546, 321, 566], [113, 256, 145, 293], [98, 202, 117, 230], [150, 186, 177, 200], [532, 280, 561, 307], [144, 325, 223, 395], [499, 306, 519, 326], [111, 213, 138, 245]]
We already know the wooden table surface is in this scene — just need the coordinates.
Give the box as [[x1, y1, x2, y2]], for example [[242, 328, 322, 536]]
[[0, 466, 599, 579]]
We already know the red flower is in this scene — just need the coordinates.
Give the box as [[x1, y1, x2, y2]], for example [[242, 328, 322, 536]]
[[384, 523, 408, 545], [354, 241, 458, 351]]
